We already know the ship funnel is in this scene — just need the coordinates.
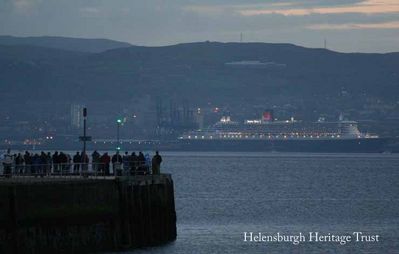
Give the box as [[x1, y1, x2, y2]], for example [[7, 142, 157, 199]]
[[262, 110, 273, 122]]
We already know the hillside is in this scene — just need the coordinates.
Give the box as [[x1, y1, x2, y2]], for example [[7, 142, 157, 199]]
[[0, 41, 398, 123], [0, 35, 132, 53]]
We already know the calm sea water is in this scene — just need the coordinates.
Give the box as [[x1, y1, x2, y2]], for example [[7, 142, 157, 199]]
[[120, 152, 399, 254]]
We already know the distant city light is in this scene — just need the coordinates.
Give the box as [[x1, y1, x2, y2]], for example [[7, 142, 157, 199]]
[[246, 120, 262, 124]]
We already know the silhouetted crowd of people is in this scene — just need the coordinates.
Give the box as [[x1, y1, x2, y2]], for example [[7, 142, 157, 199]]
[[1, 149, 162, 177], [91, 150, 162, 176]]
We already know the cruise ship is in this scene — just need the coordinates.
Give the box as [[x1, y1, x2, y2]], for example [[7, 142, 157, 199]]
[[177, 112, 389, 152]]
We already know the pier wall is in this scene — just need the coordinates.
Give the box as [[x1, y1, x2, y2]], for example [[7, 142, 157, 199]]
[[0, 175, 176, 253]]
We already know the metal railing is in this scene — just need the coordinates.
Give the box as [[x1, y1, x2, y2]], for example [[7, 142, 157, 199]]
[[0, 162, 157, 179]]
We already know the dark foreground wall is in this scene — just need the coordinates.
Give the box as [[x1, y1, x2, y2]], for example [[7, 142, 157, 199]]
[[0, 175, 176, 253]]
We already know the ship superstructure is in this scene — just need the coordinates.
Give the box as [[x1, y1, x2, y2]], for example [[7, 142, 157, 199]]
[[176, 111, 387, 152], [179, 112, 378, 141]]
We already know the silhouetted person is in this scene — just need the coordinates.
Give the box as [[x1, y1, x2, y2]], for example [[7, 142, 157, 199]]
[[152, 151, 162, 175], [73, 152, 81, 173], [122, 152, 130, 174], [46, 152, 52, 175], [92, 150, 100, 172], [40, 151, 47, 176], [138, 152, 145, 174], [144, 153, 151, 174], [15, 153, 24, 174], [3, 149, 13, 177], [112, 152, 123, 176], [130, 152, 138, 175], [59, 152, 68, 173], [101, 152, 111, 175], [52, 151, 59, 173], [81, 152, 89, 172], [67, 153, 72, 173], [24, 151, 31, 174], [32, 153, 40, 176]]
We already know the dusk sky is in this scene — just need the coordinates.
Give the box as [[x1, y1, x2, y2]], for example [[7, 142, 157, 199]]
[[1, 0, 399, 53]]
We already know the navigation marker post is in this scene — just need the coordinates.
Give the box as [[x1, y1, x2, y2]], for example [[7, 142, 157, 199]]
[[79, 108, 92, 172]]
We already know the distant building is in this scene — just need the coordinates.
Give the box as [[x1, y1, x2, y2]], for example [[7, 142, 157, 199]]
[[195, 108, 204, 130], [70, 104, 85, 128]]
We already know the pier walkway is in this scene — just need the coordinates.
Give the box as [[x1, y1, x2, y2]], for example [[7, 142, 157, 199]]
[[0, 163, 176, 253]]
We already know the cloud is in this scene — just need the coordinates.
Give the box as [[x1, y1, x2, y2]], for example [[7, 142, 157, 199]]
[[80, 7, 100, 14], [307, 21, 399, 30], [1, 0, 398, 52], [183, 2, 301, 16], [11, 0, 42, 13], [238, 0, 399, 16], [79, 7, 101, 17]]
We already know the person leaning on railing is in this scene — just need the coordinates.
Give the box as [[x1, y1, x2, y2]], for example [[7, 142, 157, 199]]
[[15, 153, 24, 174], [3, 149, 13, 177], [81, 152, 89, 172], [24, 151, 31, 174], [112, 152, 123, 176], [52, 151, 59, 173], [129, 152, 138, 175], [73, 152, 81, 174], [92, 150, 100, 173], [122, 152, 130, 174], [101, 152, 111, 176], [151, 151, 162, 175], [46, 152, 52, 175]]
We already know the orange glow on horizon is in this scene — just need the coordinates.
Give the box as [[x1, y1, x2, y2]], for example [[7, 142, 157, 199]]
[[307, 21, 399, 30], [239, 0, 399, 16]]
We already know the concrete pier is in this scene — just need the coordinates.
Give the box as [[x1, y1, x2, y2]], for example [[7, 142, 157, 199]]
[[0, 175, 176, 253]]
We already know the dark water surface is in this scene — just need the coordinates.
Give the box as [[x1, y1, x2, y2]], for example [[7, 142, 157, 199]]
[[127, 152, 399, 254]]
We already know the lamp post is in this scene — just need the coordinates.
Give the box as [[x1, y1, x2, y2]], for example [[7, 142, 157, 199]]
[[116, 118, 122, 151], [83, 108, 87, 159], [115, 118, 122, 176]]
